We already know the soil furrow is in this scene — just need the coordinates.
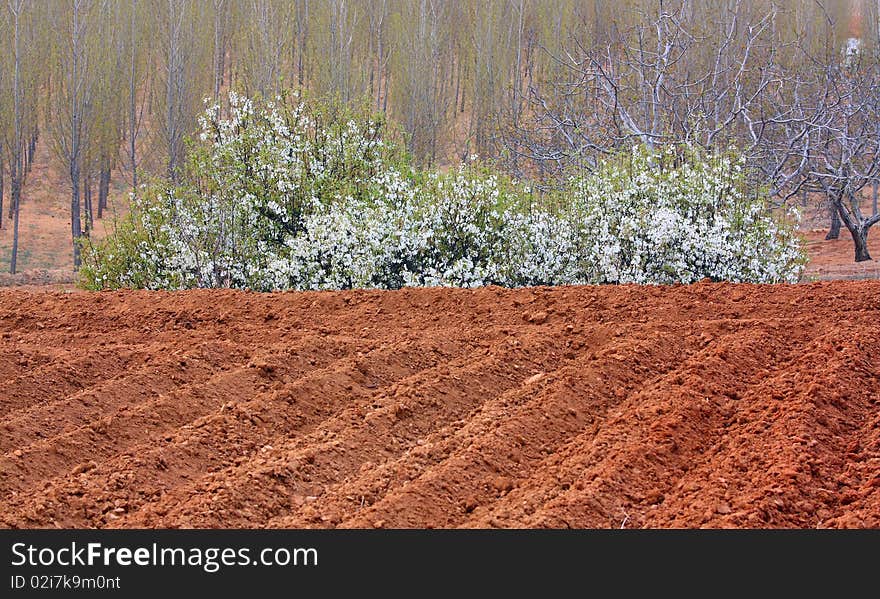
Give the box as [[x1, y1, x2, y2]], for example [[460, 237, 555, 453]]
[[1, 282, 879, 528]]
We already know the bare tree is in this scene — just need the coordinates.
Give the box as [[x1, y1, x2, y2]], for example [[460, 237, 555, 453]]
[[293, 0, 309, 88], [92, 0, 127, 220], [123, 0, 149, 194], [392, 0, 453, 162], [504, 2, 789, 179], [212, 0, 229, 98], [3, 0, 26, 273], [50, 0, 98, 268], [157, 0, 209, 181], [239, 0, 291, 97], [805, 53, 880, 260], [368, 0, 390, 113]]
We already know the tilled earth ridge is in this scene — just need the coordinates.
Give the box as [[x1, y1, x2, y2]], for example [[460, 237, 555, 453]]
[[0, 282, 878, 529]]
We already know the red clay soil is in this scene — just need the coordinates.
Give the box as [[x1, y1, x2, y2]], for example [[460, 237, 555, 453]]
[[1, 282, 879, 529]]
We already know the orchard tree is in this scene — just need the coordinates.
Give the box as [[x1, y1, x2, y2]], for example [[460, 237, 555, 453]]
[[805, 47, 880, 261]]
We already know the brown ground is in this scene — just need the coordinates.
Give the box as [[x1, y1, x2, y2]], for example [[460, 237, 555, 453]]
[[1, 281, 878, 529], [802, 229, 880, 281], [0, 133, 124, 277]]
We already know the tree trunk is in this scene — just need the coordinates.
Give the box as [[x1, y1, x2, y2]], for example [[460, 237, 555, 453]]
[[83, 173, 93, 235], [376, 22, 383, 112], [833, 191, 877, 263], [873, 180, 878, 216], [0, 155, 4, 229], [213, 3, 222, 98], [850, 225, 872, 262], [129, 0, 139, 194], [71, 169, 82, 269], [10, 177, 20, 274], [460, 63, 467, 113], [7, 173, 14, 218], [826, 202, 841, 240], [8, 1, 22, 273], [98, 166, 111, 218], [26, 132, 36, 173]]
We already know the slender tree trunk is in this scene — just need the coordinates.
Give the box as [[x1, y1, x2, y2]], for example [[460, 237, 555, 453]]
[[513, 0, 524, 129], [129, 0, 138, 193], [873, 180, 878, 216], [167, 45, 177, 181], [7, 149, 16, 218], [9, 1, 23, 274], [376, 16, 383, 112], [10, 172, 20, 274], [460, 62, 467, 113], [165, 0, 182, 182], [216, 0, 226, 92], [84, 172, 94, 234], [299, 0, 308, 88], [453, 52, 461, 119], [213, 1, 222, 98], [98, 165, 110, 218], [826, 201, 841, 240], [71, 166, 82, 269], [367, 10, 374, 101], [26, 131, 36, 173], [89, 176, 103, 227], [0, 154, 4, 229]]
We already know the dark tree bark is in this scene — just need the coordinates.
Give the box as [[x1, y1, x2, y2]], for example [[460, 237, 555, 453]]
[[848, 224, 872, 262], [83, 172, 93, 235], [71, 164, 82, 269], [826, 201, 841, 240], [10, 151, 22, 274], [10, 172, 20, 274], [6, 147, 17, 220], [834, 192, 880, 262], [98, 165, 111, 219], [26, 130, 36, 173], [8, 0, 24, 274]]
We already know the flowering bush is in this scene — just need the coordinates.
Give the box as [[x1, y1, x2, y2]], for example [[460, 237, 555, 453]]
[[81, 92, 410, 291], [79, 94, 805, 291], [564, 146, 806, 284]]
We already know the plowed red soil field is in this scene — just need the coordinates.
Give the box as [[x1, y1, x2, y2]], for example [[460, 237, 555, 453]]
[[2, 282, 879, 529]]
